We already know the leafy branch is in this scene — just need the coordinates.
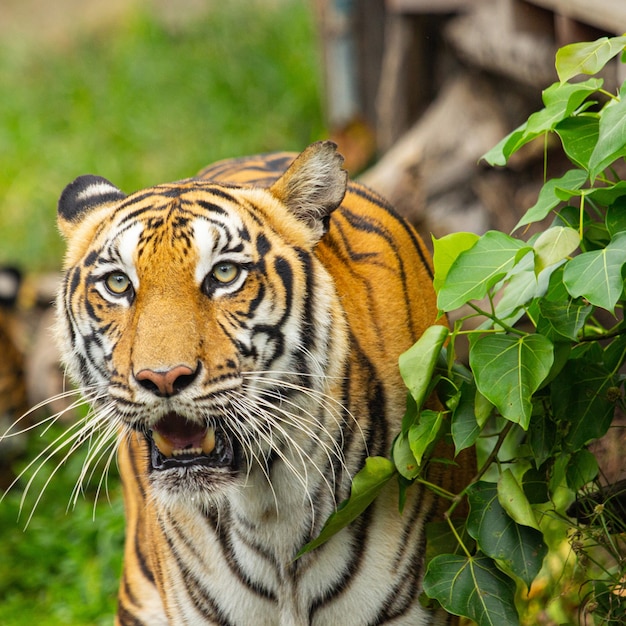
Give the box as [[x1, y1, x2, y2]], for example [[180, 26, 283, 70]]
[[302, 35, 626, 624]]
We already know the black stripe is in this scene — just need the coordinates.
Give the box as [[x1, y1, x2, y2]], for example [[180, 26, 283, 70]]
[[330, 209, 418, 345], [116, 601, 145, 626], [348, 183, 434, 280], [195, 199, 230, 216], [250, 255, 293, 366], [307, 504, 374, 620], [201, 186, 239, 204], [160, 518, 230, 624]]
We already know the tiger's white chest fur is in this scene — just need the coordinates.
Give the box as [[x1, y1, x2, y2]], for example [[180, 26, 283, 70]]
[[150, 462, 440, 626]]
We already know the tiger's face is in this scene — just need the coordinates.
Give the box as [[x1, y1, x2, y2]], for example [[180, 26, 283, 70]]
[[56, 142, 349, 508]]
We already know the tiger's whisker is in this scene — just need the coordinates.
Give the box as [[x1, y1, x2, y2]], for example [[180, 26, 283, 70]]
[[0, 385, 101, 440], [69, 405, 121, 510], [17, 413, 111, 527]]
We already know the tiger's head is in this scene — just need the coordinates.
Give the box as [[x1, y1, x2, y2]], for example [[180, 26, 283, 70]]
[[55, 142, 350, 509]]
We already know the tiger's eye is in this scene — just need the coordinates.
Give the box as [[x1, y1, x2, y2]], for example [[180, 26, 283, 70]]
[[212, 262, 239, 284], [105, 272, 132, 295]]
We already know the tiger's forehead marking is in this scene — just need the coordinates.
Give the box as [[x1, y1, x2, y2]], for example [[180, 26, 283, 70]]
[[117, 222, 143, 286], [192, 212, 250, 285], [102, 191, 254, 285]]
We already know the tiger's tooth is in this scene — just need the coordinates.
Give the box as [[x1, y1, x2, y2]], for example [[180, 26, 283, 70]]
[[172, 447, 202, 457], [202, 427, 216, 455], [152, 430, 175, 457]]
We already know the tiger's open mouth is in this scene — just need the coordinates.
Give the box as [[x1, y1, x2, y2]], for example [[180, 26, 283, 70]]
[[148, 412, 234, 471]]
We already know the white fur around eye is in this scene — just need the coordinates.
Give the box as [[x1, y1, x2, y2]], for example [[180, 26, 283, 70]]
[[116, 222, 142, 288], [192, 216, 251, 293]]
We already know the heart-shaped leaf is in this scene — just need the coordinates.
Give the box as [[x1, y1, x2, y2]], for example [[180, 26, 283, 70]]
[[423, 552, 519, 625], [589, 96, 626, 179], [555, 115, 599, 170], [438, 231, 531, 311], [556, 36, 626, 82], [469, 334, 554, 429], [563, 231, 626, 311], [467, 482, 547, 587]]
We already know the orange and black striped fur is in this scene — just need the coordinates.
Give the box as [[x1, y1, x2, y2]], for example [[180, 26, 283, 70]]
[[55, 142, 462, 625], [0, 267, 29, 476]]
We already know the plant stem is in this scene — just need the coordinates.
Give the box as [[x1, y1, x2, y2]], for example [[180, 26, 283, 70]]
[[445, 420, 515, 522], [467, 303, 526, 336]]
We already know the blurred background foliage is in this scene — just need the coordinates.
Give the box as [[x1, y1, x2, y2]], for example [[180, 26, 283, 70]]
[[0, 1, 324, 623], [0, 0, 324, 272]]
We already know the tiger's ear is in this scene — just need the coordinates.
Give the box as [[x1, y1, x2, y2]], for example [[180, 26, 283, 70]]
[[57, 175, 126, 239], [269, 141, 347, 242]]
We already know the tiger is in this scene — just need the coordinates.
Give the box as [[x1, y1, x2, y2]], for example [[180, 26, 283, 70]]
[[54, 141, 468, 625], [0, 266, 29, 479]]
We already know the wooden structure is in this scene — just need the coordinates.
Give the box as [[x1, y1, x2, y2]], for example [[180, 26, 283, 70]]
[[316, 0, 626, 237], [318, 0, 626, 157]]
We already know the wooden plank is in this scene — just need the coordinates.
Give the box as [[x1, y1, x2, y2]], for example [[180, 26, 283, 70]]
[[387, 0, 481, 13], [524, 0, 626, 34]]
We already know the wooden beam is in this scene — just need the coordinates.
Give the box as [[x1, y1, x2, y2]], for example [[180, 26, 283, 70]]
[[387, 0, 481, 12], [523, 0, 626, 35]]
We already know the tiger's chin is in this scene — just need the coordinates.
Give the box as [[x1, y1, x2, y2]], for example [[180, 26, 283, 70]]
[[144, 411, 242, 506]]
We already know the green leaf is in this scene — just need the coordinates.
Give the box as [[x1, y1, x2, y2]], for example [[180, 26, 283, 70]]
[[562, 231, 626, 311], [408, 410, 443, 466], [469, 334, 554, 429], [493, 267, 538, 322], [482, 79, 602, 166], [423, 553, 519, 625], [536, 298, 593, 341], [589, 96, 626, 179], [438, 231, 531, 311], [475, 390, 494, 427], [522, 466, 550, 505], [432, 232, 480, 293], [528, 409, 557, 468], [399, 325, 449, 408], [426, 520, 475, 563], [392, 431, 420, 480], [552, 359, 617, 452], [566, 448, 599, 491], [296, 456, 396, 556], [549, 453, 570, 494], [467, 482, 547, 588], [482, 123, 529, 167], [498, 469, 540, 531], [554, 115, 599, 170], [533, 226, 579, 273], [532, 80, 602, 132], [584, 180, 626, 207], [606, 197, 626, 237], [515, 169, 588, 230], [556, 36, 626, 82], [603, 335, 626, 371], [452, 382, 482, 453]]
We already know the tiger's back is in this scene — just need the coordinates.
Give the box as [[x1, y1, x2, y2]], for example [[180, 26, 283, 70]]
[[55, 142, 466, 625]]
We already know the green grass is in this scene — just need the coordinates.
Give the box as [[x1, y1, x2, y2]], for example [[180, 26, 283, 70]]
[[0, 434, 125, 626], [0, 2, 323, 622], [0, 0, 324, 271]]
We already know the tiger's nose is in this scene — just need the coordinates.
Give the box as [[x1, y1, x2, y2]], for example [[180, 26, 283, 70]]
[[134, 364, 199, 397]]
